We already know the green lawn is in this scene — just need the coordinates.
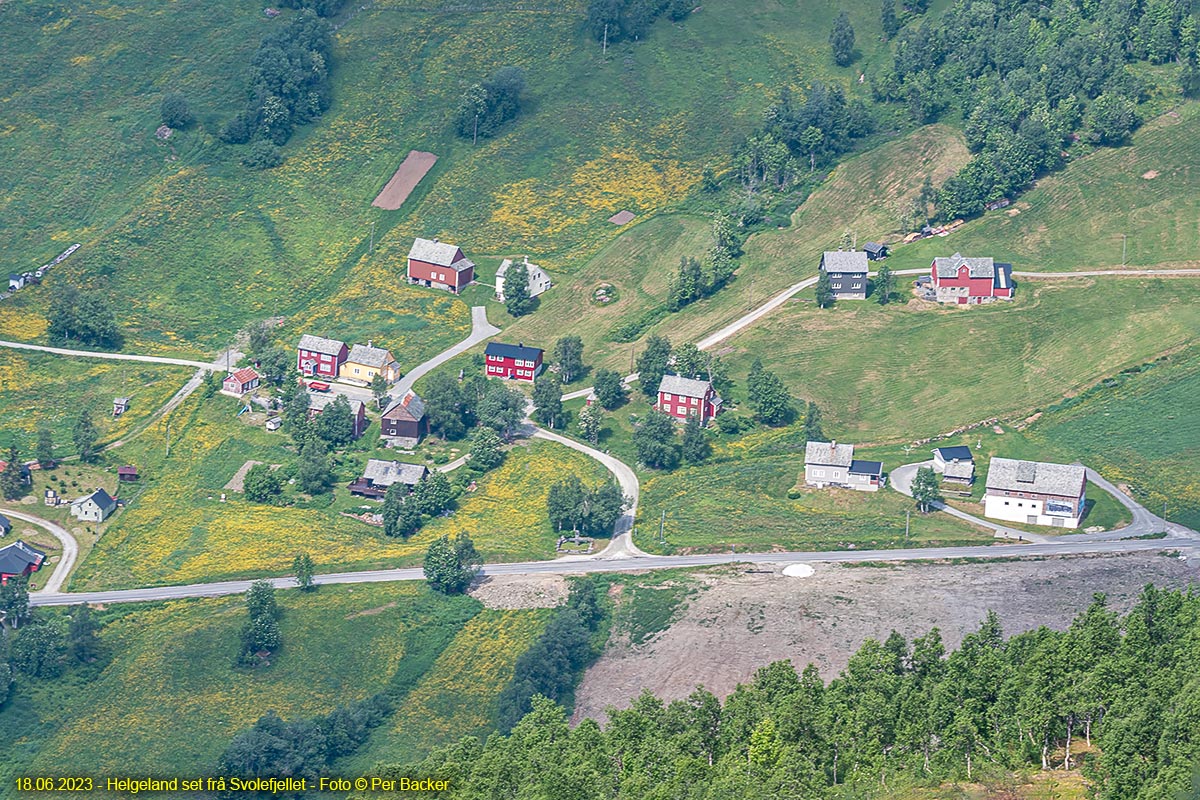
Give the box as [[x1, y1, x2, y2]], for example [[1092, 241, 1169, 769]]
[[718, 278, 1200, 442], [70, 393, 612, 590], [0, 349, 192, 456], [883, 103, 1200, 273], [1025, 347, 1200, 530], [0, 0, 895, 357], [0, 584, 497, 792]]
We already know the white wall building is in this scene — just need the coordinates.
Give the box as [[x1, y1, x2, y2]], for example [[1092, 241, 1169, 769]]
[[983, 458, 1086, 528], [495, 257, 551, 302]]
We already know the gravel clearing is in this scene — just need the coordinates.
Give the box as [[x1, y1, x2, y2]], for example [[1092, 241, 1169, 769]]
[[571, 552, 1200, 724]]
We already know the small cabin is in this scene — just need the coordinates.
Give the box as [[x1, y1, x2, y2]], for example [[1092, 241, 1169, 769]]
[[113, 397, 130, 417]]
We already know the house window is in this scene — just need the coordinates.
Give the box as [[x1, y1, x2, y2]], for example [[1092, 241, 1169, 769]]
[[814, 469, 825, 477], [852, 282, 862, 289], [664, 393, 672, 401], [691, 397, 698, 406]]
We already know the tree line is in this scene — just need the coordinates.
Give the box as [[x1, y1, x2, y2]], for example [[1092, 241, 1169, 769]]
[[369, 586, 1200, 799], [220, 12, 334, 167], [585, 0, 692, 46]]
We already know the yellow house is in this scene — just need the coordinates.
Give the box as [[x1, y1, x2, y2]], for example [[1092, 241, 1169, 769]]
[[340, 342, 400, 384]]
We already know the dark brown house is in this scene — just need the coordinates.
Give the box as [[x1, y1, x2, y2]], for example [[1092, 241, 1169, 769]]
[[381, 391, 427, 445]]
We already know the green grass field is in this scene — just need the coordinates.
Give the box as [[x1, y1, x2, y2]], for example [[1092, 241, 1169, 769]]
[[69, 393, 612, 590], [1026, 347, 1200, 530], [884, 104, 1200, 273], [0, 584, 504, 792], [0, 350, 192, 456], [0, 0, 894, 357], [718, 278, 1200, 442]]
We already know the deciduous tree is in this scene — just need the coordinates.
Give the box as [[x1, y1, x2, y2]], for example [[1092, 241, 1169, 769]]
[[636, 335, 672, 398], [830, 11, 856, 66], [468, 426, 505, 472], [875, 262, 895, 305], [73, 409, 98, 463], [634, 409, 680, 470], [681, 414, 711, 464], [504, 260, 534, 317], [577, 402, 603, 445], [68, 604, 100, 662], [815, 269, 834, 308], [593, 369, 627, 409], [243, 463, 282, 503], [911, 466, 942, 512], [293, 552, 316, 591], [553, 335, 584, 383], [1, 446, 25, 501]]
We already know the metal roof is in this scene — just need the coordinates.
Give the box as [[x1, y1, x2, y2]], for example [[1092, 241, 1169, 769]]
[[849, 459, 883, 476], [657, 374, 713, 399], [298, 334, 346, 356], [0, 540, 44, 576], [73, 488, 116, 511], [821, 251, 869, 273], [933, 445, 974, 463], [933, 253, 996, 278], [985, 457, 1086, 497], [485, 341, 543, 361], [805, 440, 854, 468]]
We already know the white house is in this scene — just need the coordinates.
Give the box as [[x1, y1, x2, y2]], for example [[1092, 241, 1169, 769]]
[[804, 441, 883, 492], [71, 488, 117, 523], [495, 257, 552, 302], [984, 458, 1086, 528], [932, 445, 975, 485]]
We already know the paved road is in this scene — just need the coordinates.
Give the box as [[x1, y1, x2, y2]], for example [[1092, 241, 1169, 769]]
[[530, 427, 645, 558], [888, 461, 1183, 544], [0, 339, 217, 369], [1012, 269, 1200, 278], [2, 509, 79, 594], [30, 535, 1198, 608], [390, 306, 500, 401]]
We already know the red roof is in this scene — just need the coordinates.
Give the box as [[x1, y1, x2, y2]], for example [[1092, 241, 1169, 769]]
[[227, 367, 259, 384]]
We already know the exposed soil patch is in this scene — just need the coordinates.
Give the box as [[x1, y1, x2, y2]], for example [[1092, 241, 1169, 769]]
[[223, 460, 281, 492], [608, 210, 636, 225], [372, 150, 438, 210], [1142, 170, 1160, 179], [571, 553, 1200, 724], [469, 574, 567, 609], [345, 601, 397, 619]]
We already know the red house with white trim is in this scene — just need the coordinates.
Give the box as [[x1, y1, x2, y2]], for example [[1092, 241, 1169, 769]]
[[222, 367, 261, 396], [407, 238, 475, 294], [484, 342, 543, 382], [930, 253, 1014, 305], [656, 374, 722, 424], [297, 335, 349, 378]]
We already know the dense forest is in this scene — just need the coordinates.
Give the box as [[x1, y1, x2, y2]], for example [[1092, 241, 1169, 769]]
[[367, 586, 1200, 800]]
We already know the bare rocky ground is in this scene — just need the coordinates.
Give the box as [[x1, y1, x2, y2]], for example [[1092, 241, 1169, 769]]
[[571, 551, 1200, 724], [470, 574, 568, 609]]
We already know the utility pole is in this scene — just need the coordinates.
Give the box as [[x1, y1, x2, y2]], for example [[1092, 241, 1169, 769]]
[[905, 509, 910, 542], [370, 221, 376, 254], [602, 23, 608, 56], [1122, 234, 1127, 267], [165, 418, 171, 458], [659, 509, 665, 544], [1164, 501, 1168, 534]]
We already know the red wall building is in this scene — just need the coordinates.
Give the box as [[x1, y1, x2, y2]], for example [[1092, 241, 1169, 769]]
[[656, 374, 722, 424], [407, 238, 475, 294], [484, 342, 543, 382], [297, 335, 349, 378], [930, 253, 1014, 304], [0, 540, 45, 585]]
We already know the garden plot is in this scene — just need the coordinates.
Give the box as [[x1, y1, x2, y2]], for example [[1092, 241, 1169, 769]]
[[371, 150, 438, 210]]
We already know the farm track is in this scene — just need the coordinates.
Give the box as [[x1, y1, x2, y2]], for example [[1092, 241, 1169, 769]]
[[0, 508, 78, 594]]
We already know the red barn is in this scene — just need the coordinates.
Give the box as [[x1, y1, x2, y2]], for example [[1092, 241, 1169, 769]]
[[656, 374, 722, 424], [0, 540, 45, 585], [484, 341, 543, 382], [297, 335, 349, 378], [930, 253, 1014, 305], [407, 238, 475, 294]]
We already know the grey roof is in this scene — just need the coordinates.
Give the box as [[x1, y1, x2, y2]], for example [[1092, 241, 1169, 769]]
[[994, 262, 1013, 290], [307, 394, 365, 414], [298, 334, 346, 356], [933, 253, 995, 279], [346, 343, 395, 369], [408, 237, 464, 266], [849, 459, 883, 476], [821, 251, 869, 274], [382, 391, 426, 422], [0, 540, 44, 576], [933, 445, 974, 463], [863, 241, 886, 254], [73, 488, 116, 511], [113, 397, 129, 405], [805, 440, 854, 468], [0, 513, 9, 530], [485, 341, 543, 361], [361, 459, 428, 487], [944, 460, 975, 480], [657, 374, 713, 399], [985, 457, 1086, 497]]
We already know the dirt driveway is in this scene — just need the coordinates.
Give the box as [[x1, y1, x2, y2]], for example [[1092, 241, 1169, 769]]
[[571, 552, 1200, 723]]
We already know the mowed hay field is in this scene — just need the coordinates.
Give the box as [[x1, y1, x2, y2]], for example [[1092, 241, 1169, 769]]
[[720, 277, 1200, 442], [502, 124, 972, 372], [0, 0, 892, 356], [0, 585, 509, 787], [1028, 346, 1200, 530], [70, 395, 613, 590], [885, 103, 1200, 273], [0, 350, 191, 456]]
